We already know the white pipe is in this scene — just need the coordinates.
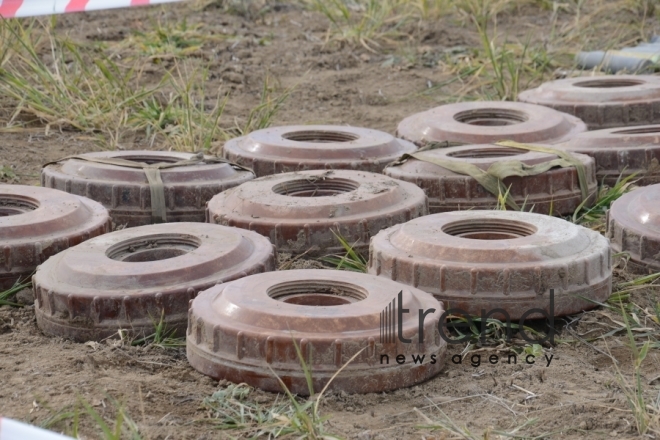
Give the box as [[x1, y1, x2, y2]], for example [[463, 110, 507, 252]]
[[0, 418, 74, 440]]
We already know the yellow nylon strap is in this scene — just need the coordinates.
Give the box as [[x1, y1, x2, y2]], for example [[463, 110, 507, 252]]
[[142, 166, 167, 223]]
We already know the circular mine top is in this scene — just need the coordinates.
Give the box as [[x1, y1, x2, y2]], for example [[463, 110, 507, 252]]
[[557, 125, 660, 186], [369, 210, 612, 318], [396, 101, 586, 146], [33, 222, 276, 341], [187, 269, 446, 395], [0, 184, 110, 290], [41, 150, 254, 227], [608, 184, 660, 273], [518, 75, 660, 129], [207, 169, 428, 255], [223, 125, 417, 176], [383, 144, 597, 214]]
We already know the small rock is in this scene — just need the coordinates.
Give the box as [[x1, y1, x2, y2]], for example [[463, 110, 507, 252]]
[[222, 72, 243, 84], [365, 93, 388, 106], [15, 288, 34, 305], [226, 64, 244, 74], [357, 430, 372, 440], [254, 394, 270, 404], [197, 375, 213, 384]]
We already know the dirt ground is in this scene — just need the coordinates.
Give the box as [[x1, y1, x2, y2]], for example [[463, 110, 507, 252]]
[[1, 1, 660, 439]]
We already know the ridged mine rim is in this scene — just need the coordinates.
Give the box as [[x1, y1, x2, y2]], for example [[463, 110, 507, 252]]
[[453, 108, 529, 126], [281, 130, 359, 143], [272, 178, 360, 197], [267, 280, 369, 306], [105, 233, 202, 262], [0, 195, 39, 217], [442, 218, 538, 240], [447, 147, 527, 158], [572, 78, 644, 88]]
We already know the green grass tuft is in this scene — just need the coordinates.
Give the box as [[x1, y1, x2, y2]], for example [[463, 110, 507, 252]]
[[0, 277, 31, 307], [128, 310, 185, 349], [319, 230, 368, 273], [572, 172, 639, 230]]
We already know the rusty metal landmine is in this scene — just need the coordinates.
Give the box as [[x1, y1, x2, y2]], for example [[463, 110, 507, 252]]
[[518, 75, 660, 130], [41, 151, 255, 228], [223, 125, 418, 177], [383, 144, 598, 214], [369, 210, 612, 320], [607, 184, 660, 274], [33, 223, 276, 342], [0, 184, 110, 290], [396, 101, 587, 147], [187, 269, 446, 395], [556, 125, 660, 187], [207, 169, 428, 256]]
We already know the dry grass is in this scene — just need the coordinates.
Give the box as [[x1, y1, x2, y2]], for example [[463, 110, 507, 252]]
[[302, 0, 657, 102], [0, 18, 290, 151], [0, 20, 160, 136]]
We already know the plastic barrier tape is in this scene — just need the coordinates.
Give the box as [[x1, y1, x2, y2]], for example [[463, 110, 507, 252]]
[[0, 0, 183, 18]]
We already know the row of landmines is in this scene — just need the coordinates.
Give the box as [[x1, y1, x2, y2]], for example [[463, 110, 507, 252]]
[[1, 74, 660, 394]]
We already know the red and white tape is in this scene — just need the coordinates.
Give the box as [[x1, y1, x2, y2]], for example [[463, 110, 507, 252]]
[[0, 0, 183, 18]]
